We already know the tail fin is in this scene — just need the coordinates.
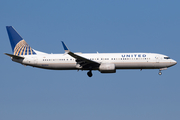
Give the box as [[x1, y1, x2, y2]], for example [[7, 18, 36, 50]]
[[6, 26, 36, 55]]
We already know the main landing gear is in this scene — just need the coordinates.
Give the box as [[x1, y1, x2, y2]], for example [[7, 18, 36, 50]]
[[87, 70, 93, 77]]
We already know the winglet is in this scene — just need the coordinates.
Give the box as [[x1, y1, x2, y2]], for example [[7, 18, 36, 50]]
[[61, 41, 70, 53]]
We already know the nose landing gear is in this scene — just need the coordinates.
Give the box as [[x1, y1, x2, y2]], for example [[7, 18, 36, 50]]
[[87, 70, 92, 77], [158, 71, 162, 75], [158, 68, 167, 75]]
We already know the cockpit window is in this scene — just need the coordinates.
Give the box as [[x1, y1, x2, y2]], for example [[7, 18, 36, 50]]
[[164, 57, 170, 59]]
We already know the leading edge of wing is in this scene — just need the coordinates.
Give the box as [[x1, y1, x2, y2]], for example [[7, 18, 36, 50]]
[[61, 41, 100, 65]]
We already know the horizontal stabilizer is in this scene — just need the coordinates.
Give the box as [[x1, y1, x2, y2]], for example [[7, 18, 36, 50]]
[[4, 53, 24, 59]]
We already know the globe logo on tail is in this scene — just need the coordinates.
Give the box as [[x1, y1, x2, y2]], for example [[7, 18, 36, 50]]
[[14, 40, 36, 55]]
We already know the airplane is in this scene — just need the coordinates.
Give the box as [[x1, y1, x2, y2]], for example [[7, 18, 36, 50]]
[[5, 26, 177, 77]]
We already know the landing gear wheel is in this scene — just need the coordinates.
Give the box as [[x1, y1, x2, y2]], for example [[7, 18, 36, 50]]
[[158, 71, 162, 75], [87, 71, 93, 77]]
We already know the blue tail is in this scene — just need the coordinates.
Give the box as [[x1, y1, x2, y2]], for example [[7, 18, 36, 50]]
[[6, 26, 36, 55]]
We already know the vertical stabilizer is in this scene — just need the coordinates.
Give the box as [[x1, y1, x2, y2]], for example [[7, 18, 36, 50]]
[[6, 26, 36, 55]]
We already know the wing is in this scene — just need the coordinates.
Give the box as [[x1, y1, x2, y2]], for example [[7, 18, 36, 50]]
[[61, 41, 100, 69]]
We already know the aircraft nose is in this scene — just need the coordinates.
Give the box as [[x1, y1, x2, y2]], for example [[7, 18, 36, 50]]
[[171, 59, 177, 66]]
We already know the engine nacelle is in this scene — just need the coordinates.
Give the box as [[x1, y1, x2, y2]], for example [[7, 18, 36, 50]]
[[99, 63, 116, 73]]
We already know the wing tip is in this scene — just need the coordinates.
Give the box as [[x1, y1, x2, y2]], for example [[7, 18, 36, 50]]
[[61, 41, 70, 53]]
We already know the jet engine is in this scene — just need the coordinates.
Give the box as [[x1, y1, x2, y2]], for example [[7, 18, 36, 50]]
[[99, 63, 116, 73]]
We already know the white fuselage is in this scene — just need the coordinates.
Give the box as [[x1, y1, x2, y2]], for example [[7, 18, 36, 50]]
[[5, 26, 177, 77], [13, 53, 176, 71]]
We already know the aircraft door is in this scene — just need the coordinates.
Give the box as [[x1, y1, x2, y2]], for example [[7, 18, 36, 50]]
[[33, 56, 38, 65], [156, 56, 160, 63]]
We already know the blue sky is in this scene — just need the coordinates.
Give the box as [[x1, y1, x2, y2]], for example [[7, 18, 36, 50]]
[[1, 0, 180, 120]]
